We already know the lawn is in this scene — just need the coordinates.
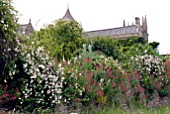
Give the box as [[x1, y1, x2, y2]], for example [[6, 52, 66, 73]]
[[0, 103, 169, 114], [89, 105, 170, 114]]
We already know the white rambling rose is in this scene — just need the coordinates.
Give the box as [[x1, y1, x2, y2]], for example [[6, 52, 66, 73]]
[[38, 64, 45, 69]]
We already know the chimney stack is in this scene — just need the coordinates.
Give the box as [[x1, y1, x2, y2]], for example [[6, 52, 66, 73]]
[[135, 17, 140, 26], [135, 17, 141, 32], [29, 19, 31, 24], [123, 20, 126, 27]]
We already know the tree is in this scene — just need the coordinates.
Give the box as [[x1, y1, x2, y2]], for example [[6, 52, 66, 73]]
[[149, 41, 159, 49], [0, 0, 18, 79], [28, 19, 86, 61], [0, 0, 21, 109]]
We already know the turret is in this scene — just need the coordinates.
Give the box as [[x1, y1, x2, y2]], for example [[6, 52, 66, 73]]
[[62, 6, 75, 21], [144, 15, 148, 33], [142, 15, 148, 34]]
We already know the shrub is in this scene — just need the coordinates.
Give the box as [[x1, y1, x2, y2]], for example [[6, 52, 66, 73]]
[[0, 0, 18, 82], [120, 44, 169, 101], [0, 84, 18, 109], [15, 38, 62, 112], [59, 44, 146, 110], [158, 58, 170, 97], [86, 36, 146, 60], [29, 19, 86, 61], [0, 0, 20, 109], [87, 36, 120, 59]]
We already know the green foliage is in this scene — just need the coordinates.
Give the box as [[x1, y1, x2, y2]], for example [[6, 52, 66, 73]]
[[1, 1, 169, 112], [159, 59, 170, 97], [29, 19, 86, 61], [0, 84, 18, 108], [87, 36, 120, 59], [87, 36, 147, 60], [87, 104, 170, 114], [0, 0, 18, 78], [60, 44, 146, 110], [0, 0, 20, 108], [149, 41, 160, 49], [14, 38, 63, 112], [119, 43, 169, 101], [54, 19, 82, 41]]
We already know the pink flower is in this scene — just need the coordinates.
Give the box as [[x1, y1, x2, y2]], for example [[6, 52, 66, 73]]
[[120, 84, 126, 92], [141, 87, 145, 93], [11, 96, 17, 100], [112, 82, 117, 87], [90, 72, 94, 77], [84, 58, 88, 63], [109, 73, 113, 78], [76, 98, 80, 102], [3, 93, 10, 97], [97, 83, 104, 96], [4, 85, 8, 93], [168, 76, 170, 79], [107, 67, 111, 72], [97, 88, 104, 96], [96, 66, 100, 70], [142, 94, 146, 99], [69, 84, 72, 87], [115, 76, 118, 79], [86, 85, 92, 92]]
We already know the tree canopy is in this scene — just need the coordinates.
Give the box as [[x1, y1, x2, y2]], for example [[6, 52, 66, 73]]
[[26, 19, 85, 61]]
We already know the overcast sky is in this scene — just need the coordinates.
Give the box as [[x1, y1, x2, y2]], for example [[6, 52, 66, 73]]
[[13, 0, 170, 54]]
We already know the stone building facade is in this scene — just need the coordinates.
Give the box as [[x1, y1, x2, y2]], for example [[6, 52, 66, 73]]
[[19, 8, 149, 41], [18, 19, 34, 36], [62, 8, 149, 41]]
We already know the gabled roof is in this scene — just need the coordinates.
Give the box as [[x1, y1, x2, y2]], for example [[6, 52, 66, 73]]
[[18, 19, 34, 35], [86, 25, 137, 37], [62, 8, 75, 21]]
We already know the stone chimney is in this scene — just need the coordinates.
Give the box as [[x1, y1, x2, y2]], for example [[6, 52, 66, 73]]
[[123, 20, 126, 27], [135, 17, 140, 26], [29, 19, 31, 24], [135, 17, 141, 32]]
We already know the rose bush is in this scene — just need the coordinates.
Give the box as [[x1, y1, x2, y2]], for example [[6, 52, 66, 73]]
[[14, 37, 63, 112], [120, 44, 170, 101]]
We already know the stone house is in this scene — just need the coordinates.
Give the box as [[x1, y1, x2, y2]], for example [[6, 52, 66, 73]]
[[18, 19, 34, 36], [62, 8, 149, 41], [19, 8, 149, 41]]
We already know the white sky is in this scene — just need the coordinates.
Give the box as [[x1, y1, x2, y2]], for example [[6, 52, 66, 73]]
[[13, 0, 170, 54]]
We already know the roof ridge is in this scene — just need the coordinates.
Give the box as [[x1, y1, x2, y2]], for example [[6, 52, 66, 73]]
[[86, 25, 136, 33]]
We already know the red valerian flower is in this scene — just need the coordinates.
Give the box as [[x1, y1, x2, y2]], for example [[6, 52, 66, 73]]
[[120, 84, 126, 92], [76, 98, 80, 102], [84, 58, 89, 63], [4, 85, 8, 93], [90, 72, 94, 77], [69, 84, 72, 87], [97, 89, 104, 97], [97, 82, 104, 96], [112, 82, 117, 87], [168, 76, 170, 79], [140, 86, 145, 93], [107, 67, 111, 72], [2, 93, 10, 97], [11, 95, 17, 100]]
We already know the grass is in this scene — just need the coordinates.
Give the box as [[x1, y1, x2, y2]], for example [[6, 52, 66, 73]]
[[89, 105, 170, 114], [3, 104, 170, 114]]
